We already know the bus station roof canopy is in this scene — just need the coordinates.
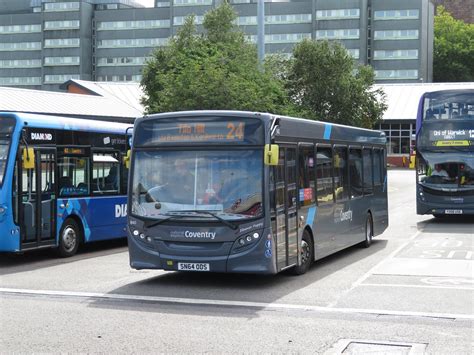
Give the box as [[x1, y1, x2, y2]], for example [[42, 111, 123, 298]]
[[375, 82, 474, 121], [0, 85, 143, 123]]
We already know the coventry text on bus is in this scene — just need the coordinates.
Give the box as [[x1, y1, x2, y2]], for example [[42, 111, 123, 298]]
[[0, 112, 131, 257], [127, 111, 388, 275], [415, 89, 474, 217]]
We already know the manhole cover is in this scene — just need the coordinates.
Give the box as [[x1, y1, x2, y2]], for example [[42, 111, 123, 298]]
[[324, 339, 427, 355]]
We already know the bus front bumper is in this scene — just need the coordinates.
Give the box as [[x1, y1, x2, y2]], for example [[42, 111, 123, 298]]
[[127, 231, 277, 274]]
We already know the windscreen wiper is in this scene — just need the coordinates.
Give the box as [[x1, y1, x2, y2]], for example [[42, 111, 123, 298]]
[[169, 210, 239, 230], [143, 214, 188, 229]]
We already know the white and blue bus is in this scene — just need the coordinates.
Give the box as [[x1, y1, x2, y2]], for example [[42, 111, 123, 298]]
[[416, 89, 474, 217], [0, 112, 131, 256], [127, 111, 388, 275]]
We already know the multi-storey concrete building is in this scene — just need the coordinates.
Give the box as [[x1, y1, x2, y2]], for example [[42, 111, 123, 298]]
[[0, 0, 434, 91]]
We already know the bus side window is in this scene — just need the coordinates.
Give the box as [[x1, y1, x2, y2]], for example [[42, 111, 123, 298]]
[[58, 156, 90, 196], [349, 148, 363, 199], [363, 148, 373, 195], [333, 146, 349, 201], [316, 146, 333, 204], [92, 153, 120, 194], [373, 149, 382, 186], [298, 145, 315, 206]]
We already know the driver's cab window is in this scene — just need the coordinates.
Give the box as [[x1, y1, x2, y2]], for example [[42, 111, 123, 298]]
[[58, 156, 89, 196], [92, 153, 120, 194]]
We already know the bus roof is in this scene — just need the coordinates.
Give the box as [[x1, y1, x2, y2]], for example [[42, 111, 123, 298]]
[[139, 110, 386, 145], [0, 112, 132, 135]]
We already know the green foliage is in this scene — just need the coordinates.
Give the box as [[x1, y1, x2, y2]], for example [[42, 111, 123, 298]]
[[434, 6, 474, 82], [141, 2, 288, 114], [286, 39, 386, 128]]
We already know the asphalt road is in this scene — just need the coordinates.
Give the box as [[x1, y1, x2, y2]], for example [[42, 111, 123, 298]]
[[1, 170, 473, 354]]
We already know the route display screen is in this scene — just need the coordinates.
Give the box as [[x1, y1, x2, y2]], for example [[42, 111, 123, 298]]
[[135, 117, 264, 146], [418, 121, 474, 149]]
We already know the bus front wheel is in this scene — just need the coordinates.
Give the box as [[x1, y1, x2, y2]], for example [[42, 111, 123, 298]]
[[291, 230, 314, 275], [57, 218, 81, 257]]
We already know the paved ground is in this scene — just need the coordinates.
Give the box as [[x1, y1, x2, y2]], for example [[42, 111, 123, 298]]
[[1, 170, 473, 354]]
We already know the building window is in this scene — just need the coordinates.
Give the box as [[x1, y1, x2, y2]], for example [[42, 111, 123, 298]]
[[44, 2, 80, 12], [265, 33, 311, 43], [378, 123, 414, 155], [97, 19, 170, 31], [373, 49, 418, 60], [97, 38, 167, 48], [316, 29, 359, 40], [44, 20, 80, 30], [0, 59, 42, 68], [316, 9, 360, 20], [44, 74, 81, 84], [0, 42, 41, 51], [0, 24, 41, 34], [237, 16, 257, 26], [156, 1, 170, 6], [266, 14, 312, 24], [44, 38, 80, 48], [374, 30, 419, 40], [174, 16, 204, 26], [97, 57, 148, 66], [375, 69, 418, 80], [347, 48, 360, 59], [374, 9, 419, 20], [231, 0, 251, 3], [96, 75, 142, 82], [0, 77, 41, 86], [173, 0, 212, 6], [44, 56, 80, 66]]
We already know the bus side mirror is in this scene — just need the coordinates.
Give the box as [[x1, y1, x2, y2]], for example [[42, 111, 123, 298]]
[[264, 144, 279, 166], [123, 150, 131, 169], [22, 148, 35, 170]]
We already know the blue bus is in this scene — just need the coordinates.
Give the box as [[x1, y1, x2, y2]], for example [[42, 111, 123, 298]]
[[127, 111, 388, 275], [0, 112, 132, 256], [415, 89, 474, 217]]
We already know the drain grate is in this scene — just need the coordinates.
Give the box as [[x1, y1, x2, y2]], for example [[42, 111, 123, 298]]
[[324, 339, 427, 355]]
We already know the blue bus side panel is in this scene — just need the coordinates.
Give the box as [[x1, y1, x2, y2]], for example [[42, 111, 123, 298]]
[[57, 196, 127, 243]]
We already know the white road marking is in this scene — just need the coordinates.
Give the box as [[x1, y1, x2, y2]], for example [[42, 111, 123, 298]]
[[1, 287, 473, 320], [361, 282, 474, 291], [326, 230, 423, 308]]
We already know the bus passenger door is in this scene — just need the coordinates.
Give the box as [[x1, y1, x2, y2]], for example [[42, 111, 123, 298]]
[[19, 147, 56, 249], [272, 146, 298, 271]]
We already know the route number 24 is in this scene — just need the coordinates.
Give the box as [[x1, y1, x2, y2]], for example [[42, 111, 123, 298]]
[[227, 122, 245, 140]]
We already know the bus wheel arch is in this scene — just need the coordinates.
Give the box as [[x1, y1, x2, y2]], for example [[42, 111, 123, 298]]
[[361, 211, 373, 248], [291, 227, 314, 275], [57, 215, 84, 257]]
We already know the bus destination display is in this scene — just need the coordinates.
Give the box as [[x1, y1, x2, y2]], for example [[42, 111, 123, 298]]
[[136, 117, 264, 145], [158, 121, 245, 142]]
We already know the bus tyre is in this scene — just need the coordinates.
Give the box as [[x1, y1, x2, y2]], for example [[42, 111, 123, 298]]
[[361, 213, 373, 248], [292, 230, 313, 275], [57, 218, 81, 257]]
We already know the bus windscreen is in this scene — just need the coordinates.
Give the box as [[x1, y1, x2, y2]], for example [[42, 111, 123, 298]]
[[131, 149, 263, 220], [0, 116, 15, 186]]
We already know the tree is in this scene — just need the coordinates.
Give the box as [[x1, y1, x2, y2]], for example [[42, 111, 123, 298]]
[[285, 39, 386, 128], [141, 2, 288, 114], [434, 6, 474, 82]]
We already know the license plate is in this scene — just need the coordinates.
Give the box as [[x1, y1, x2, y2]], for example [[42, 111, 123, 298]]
[[177, 262, 210, 272], [445, 209, 463, 214]]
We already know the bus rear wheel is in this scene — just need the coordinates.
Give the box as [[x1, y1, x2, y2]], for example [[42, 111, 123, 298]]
[[361, 213, 373, 248], [57, 218, 81, 257], [291, 230, 313, 275]]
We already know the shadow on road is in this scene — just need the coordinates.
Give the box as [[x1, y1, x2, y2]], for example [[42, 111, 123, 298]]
[[0, 238, 128, 276], [90, 239, 388, 317]]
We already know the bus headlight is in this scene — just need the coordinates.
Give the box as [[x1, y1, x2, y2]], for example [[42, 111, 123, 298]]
[[0, 205, 6, 215]]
